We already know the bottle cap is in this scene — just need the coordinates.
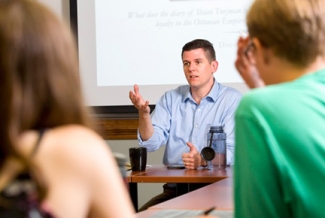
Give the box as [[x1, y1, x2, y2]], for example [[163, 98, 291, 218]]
[[210, 125, 223, 133]]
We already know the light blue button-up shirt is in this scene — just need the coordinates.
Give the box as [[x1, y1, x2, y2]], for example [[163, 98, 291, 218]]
[[138, 80, 242, 165]]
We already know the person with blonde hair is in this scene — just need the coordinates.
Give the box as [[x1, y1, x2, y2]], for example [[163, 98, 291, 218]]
[[0, 0, 134, 217], [234, 0, 325, 217]]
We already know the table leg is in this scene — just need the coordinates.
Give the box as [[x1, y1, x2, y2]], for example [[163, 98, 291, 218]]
[[176, 183, 189, 196], [176, 183, 211, 196], [129, 182, 138, 212]]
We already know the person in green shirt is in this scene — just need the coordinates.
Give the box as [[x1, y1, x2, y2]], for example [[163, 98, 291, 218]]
[[234, 0, 325, 217]]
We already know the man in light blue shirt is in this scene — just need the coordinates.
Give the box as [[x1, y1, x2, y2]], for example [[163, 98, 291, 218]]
[[129, 39, 242, 210]]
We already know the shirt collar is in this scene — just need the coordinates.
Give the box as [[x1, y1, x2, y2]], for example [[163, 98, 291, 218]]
[[183, 78, 220, 103]]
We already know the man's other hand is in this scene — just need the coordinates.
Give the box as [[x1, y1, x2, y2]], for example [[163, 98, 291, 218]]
[[182, 142, 202, 169]]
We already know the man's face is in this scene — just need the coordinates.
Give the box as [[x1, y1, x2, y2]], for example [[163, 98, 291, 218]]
[[182, 48, 218, 90]]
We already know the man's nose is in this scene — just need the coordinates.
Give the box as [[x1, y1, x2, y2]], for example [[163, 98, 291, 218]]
[[188, 63, 196, 71]]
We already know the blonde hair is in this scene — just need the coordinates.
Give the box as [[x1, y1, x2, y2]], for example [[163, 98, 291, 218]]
[[247, 0, 325, 67], [0, 0, 93, 166]]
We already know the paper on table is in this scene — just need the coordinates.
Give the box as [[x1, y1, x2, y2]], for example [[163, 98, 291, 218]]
[[125, 162, 152, 171], [125, 162, 132, 171], [146, 209, 233, 218]]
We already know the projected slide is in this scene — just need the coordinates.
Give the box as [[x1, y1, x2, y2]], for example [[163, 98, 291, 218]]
[[77, 0, 252, 105], [95, 0, 252, 87]]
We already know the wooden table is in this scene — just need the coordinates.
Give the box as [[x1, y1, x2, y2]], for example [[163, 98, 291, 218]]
[[128, 165, 232, 211], [135, 177, 233, 217], [151, 177, 233, 210]]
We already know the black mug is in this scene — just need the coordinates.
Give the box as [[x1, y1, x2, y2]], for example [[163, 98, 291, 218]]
[[129, 147, 147, 171]]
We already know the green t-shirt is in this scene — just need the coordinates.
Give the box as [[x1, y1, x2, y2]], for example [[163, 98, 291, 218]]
[[234, 69, 325, 218]]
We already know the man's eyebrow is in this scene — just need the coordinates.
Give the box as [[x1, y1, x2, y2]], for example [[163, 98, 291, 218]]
[[183, 58, 203, 62]]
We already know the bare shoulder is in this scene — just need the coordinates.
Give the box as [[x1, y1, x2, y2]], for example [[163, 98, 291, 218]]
[[16, 124, 116, 184], [47, 124, 109, 156], [33, 125, 113, 172], [50, 124, 103, 143], [27, 126, 125, 217], [18, 125, 103, 150]]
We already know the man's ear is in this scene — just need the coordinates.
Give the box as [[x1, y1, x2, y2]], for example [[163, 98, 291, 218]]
[[252, 37, 272, 65], [211, 60, 219, 73]]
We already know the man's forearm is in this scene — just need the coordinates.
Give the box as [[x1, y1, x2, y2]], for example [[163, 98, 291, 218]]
[[138, 112, 154, 141]]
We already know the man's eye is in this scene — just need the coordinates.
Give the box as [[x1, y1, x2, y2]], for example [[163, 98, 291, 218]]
[[183, 62, 189, 66], [196, 61, 201, 65]]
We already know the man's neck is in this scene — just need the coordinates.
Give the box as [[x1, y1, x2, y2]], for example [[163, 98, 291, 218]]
[[264, 55, 325, 85], [190, 79, 215, 104]]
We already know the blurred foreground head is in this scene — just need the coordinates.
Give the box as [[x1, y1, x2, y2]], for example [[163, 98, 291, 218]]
[[0, 0, 90, 163], [247, 0, 325, 67]]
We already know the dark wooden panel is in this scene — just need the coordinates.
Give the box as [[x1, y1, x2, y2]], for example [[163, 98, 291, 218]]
[[95, 118, 139, 140]]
